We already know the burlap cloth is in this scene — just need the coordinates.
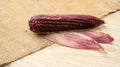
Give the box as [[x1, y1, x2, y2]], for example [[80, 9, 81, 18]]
[[0, 0, 120, 65]]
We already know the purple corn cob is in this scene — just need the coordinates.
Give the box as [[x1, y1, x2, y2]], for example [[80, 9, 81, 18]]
[[29, 14, 105, 34]]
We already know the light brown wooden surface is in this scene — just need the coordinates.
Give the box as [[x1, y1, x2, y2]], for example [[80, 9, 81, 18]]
[[3, 11, 120, 67], [0, 0, 120, 65]]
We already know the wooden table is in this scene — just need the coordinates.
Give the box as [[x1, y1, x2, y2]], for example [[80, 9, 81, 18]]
[[3, 11, 120, 67]]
